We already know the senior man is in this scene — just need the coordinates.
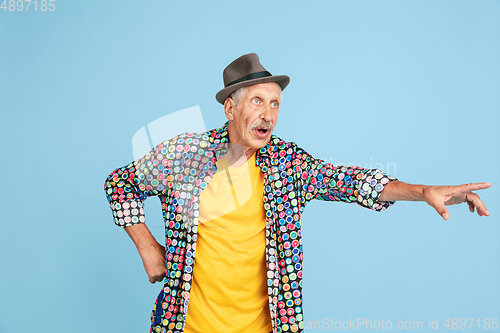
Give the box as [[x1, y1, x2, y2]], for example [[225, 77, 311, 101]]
[[104, 53, 490, 333]]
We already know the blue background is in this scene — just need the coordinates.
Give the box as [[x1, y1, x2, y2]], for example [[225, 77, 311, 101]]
[[1, 1, 499, 332]]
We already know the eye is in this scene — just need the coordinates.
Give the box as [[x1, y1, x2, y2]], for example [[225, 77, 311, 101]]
[[271, 102, 278, 108], [252, 98, 259, 104]]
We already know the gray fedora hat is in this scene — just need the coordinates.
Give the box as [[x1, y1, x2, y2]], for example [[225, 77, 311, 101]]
[[215, 53, 290, 104]]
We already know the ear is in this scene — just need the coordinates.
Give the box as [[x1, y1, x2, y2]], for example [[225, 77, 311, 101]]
[[224, 97, 235, 121]]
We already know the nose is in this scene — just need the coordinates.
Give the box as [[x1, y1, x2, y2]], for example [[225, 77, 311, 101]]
[[260, 104, 273, 122]]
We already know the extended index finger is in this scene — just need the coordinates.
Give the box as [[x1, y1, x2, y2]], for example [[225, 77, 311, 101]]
[[462, 182, 492, 193]]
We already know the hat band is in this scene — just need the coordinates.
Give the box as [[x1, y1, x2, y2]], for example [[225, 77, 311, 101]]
[[226, 71, 272, 87]]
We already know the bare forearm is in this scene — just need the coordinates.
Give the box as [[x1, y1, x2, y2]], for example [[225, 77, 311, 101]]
[[124, 223, 166, 283], [124, 223, 162, 253], [379, 180, 429, 202]]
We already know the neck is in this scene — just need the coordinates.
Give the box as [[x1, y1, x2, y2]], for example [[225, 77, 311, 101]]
[[225, 147, 251, 167], [227, 123, 258, 162]]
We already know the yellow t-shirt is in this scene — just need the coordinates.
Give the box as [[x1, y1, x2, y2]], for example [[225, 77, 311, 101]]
[[184, 152, 272, 333]]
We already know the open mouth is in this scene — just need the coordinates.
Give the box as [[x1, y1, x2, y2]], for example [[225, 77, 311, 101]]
[[250, 121, 274, 139], [253, 127, 270, 138]]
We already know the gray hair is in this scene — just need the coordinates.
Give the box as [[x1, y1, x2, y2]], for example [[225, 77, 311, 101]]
[[228, 86, 248, 106], [228, 82, 282, 106]]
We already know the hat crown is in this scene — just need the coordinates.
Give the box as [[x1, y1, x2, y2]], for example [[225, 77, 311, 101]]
[[215, 52, 289, 104], [223, 53, 268, 87]]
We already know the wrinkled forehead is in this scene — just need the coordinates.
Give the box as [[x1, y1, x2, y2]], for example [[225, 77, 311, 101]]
[[244, 82, 282, 98]]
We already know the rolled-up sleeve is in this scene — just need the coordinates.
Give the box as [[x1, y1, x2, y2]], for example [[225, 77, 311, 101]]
[[296, 147, 397, 211], [104, 139, 173, 227]]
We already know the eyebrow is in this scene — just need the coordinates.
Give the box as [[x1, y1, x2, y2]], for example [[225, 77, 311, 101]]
[[249, 94, 280, 102]]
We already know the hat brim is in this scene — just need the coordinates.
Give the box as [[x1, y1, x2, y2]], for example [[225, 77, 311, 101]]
[[215, 75, 290, 104]]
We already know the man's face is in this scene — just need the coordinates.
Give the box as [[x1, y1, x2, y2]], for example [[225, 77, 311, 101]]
[[225, 82, 281, 155]]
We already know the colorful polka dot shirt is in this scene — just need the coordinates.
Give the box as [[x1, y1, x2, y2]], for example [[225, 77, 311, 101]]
[[104, 122, 397, 333]]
